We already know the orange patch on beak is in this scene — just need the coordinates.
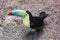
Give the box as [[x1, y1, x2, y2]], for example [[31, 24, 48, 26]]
[[7, 11, 12, 16]]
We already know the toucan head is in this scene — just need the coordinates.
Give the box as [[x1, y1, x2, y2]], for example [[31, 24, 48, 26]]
[[26, 11, 32, 17], [7, 11, 12, 16], [26, 11, 33, 20]]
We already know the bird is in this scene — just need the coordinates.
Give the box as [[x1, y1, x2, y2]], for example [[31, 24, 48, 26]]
[[7, 10, 48, 40]]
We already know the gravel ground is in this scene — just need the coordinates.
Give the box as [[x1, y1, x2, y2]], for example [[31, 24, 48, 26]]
[[0, 0, 60, 40]]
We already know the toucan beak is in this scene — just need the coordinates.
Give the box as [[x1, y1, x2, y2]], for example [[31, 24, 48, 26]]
[[7, 11, 12, 16]]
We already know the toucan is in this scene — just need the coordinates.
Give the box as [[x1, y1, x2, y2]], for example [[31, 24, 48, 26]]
[[7, 10, 48, 40]]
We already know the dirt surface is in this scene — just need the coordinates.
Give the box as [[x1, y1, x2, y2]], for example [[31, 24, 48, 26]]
[[0, 0, 60, 40]]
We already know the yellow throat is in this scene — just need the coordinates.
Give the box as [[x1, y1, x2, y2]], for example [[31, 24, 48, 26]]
[[23, 14, 30, 28]]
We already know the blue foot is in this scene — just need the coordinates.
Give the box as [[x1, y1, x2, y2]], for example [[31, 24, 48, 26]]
[[32, 32, 39, 40]]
